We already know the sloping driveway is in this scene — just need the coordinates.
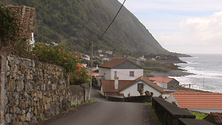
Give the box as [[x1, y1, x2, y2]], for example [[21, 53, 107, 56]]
[[39, 89, 159, 125]]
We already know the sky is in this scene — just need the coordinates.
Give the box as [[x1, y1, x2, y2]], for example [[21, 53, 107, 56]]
[[118, 0, 222, 54]]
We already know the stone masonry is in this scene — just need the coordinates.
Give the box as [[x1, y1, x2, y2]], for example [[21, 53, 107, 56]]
[[0, 53, 72, 125]]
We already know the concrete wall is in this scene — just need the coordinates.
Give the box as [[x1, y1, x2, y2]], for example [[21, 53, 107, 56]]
[[99, 68, 143, 80], [99, 68, 111, 80], [70, 84, 90, 106], [0, 53, 90, 125], [110, 69, 143, 80]]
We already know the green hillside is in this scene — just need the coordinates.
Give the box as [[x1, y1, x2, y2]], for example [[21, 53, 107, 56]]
[[6, 0, 169, 54]]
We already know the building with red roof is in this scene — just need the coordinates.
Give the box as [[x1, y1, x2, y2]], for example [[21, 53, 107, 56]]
[[166, 90, 222, 113], [148, 77, 179, 90], [101, 76, 163, 97], [99, 58, 143, 80]]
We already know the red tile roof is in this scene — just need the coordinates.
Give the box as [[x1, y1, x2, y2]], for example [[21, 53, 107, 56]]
[[172, 90, 222, 109], [102, 76, 164, 93], [99, 58, 127, 68], [148, 77, 174, 83]]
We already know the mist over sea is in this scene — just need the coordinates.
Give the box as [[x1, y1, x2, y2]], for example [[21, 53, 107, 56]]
[[172, 54, 222, 93]]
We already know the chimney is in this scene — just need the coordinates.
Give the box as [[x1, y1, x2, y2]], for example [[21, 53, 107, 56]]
[[114, 77, 119, 89]]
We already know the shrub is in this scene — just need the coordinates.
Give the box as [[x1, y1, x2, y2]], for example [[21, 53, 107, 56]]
[[33, 43, 81, 72], [69, 67, 90, 85], [0, 3, 29, 55]]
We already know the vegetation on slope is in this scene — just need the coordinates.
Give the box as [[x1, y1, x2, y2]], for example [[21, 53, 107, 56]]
[[6, 0, 168, 54]]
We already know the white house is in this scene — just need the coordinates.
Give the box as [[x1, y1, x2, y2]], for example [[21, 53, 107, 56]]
[[99, 58, 143, 80], [166, 90, 222, 113], [137, 55, 146, 61], [82, 55, 90, 60], [98, 50, 103, 53], [105, 51, 113, 54], [101, 76, 163, 97], [148, 77, 179, 90]]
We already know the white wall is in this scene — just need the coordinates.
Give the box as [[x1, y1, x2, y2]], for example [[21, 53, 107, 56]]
[[166, 95, 179, 106], [99, 68, 143, 80], [99, 68, 111, 80], [110, 69, 143, 80], [155, 82, 167, 89], [120, 81, 161, 97]]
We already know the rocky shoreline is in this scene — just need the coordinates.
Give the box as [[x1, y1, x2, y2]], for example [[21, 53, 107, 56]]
[[148, 69, 193, 77]]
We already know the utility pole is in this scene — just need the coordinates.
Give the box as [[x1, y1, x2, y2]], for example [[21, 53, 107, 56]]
[[90, 39, 93, 98]]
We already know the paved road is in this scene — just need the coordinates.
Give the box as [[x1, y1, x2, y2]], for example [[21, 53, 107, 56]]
[[39, 89, 158, 125]]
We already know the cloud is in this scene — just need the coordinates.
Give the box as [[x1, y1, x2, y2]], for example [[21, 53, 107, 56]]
[[118, 0, 222, 54], [121, 0, 222, 12], [155, 11, 222, 54]]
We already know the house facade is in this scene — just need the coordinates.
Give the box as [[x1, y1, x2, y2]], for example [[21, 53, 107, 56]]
[[148, 77, 179, 90], [99, 58, 143, 80], [101, 76, 163, 97], [166, 90, 222, 113]]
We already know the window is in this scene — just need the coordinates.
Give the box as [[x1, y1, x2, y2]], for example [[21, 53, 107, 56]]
[[137, 83, 144, 91], [129, 71, 134, 77], [114, 71, 117, 78]]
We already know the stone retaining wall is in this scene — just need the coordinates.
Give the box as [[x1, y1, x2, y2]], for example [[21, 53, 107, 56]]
[[0, 53, 72, 125], [152, 97, 214, 125]]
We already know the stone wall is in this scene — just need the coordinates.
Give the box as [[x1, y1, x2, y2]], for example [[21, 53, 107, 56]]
[[0, 53, 72, 125], [152, 97, 213, 125]]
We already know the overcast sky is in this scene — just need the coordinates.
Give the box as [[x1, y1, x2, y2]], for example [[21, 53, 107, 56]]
[[118, 0, 222, 54]]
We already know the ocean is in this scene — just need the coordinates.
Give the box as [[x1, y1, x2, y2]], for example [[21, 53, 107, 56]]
[[171, 54, 222, 93]]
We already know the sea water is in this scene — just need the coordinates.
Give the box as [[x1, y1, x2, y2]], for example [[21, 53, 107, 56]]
[[171, 54, 222, 93]]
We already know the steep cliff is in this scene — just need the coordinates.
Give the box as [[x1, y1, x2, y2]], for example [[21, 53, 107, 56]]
[[7, 0, 169, 54]]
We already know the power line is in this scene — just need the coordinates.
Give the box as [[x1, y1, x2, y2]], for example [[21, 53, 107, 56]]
[[96, 0, 127, 42]]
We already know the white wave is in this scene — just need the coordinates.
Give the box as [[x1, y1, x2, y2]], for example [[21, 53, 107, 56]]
[[186, 61, 198, 65]]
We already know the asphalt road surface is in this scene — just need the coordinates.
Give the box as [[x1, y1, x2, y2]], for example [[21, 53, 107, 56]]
[[39, 89, 158, 125]]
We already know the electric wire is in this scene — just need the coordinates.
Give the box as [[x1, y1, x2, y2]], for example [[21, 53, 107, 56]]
[[96, 0, 127, 42]]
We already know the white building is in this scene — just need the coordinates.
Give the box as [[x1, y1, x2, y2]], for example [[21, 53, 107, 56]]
[[101, 76, 163, 97], [99, 58, 144, 80]]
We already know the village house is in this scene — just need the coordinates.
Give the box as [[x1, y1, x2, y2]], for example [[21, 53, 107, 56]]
[[82, 54, 90, 60], [148, 77, 179, 91], [101, 76, 164, 97], [105, 51, 113, 55], [99, 58, 143, 80], [166, 90, 222, 113], [137, 55, 146, 61], [98, 50, 103, 53]]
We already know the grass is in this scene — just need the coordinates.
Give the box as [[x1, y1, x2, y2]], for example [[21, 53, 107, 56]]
[[72, 104, 78, 108], [40, 114, 44, 121], [145, 102, 152, 106], [188, 110, 208, 119], [88, 99, 98, 103], [145, 102, 162, 125]]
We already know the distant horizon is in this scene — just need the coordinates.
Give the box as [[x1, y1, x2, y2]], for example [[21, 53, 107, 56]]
[[118, 0, 222, 54]]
